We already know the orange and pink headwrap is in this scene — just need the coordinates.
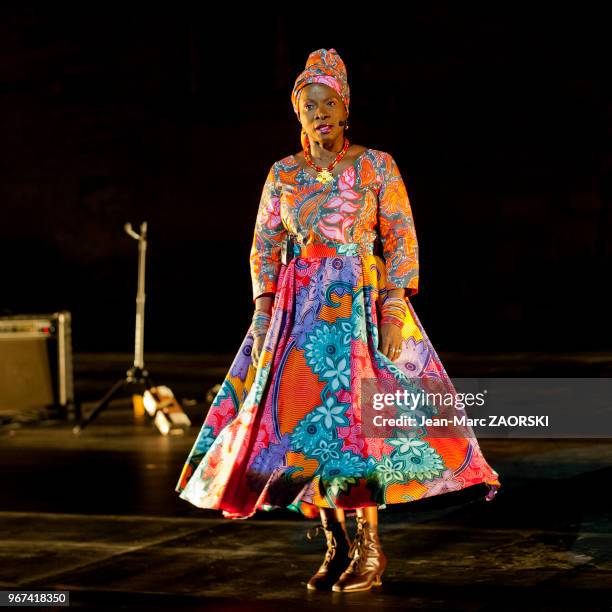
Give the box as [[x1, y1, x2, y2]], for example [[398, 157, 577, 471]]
[[291, 48, 350, 119]]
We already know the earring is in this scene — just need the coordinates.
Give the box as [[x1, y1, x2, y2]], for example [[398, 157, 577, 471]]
[[344, 121, 349, 131]]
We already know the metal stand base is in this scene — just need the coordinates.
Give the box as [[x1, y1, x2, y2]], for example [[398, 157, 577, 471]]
[[72, 367, 153, 434]]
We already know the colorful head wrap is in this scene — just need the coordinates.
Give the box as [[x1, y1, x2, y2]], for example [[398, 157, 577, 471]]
[[291, 48, 350, 118]]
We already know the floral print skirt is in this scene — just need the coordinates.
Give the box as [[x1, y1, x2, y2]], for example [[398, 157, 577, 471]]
[[175, 242, 501, 519]]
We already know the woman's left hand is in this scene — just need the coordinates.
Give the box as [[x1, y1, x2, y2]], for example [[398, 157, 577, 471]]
[[379, 322, 404, 361], [379, 288, 406, 361]]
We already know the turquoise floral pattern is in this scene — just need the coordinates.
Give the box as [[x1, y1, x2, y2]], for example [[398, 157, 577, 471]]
[[390, 439, 446, 482], [310, 394, 351, 429], [387, 435, 429, 456], [310, 438, 344, 462], [303, 321, 350, 376], [320, 354, 351, 391], [291, 411, 336, 455], [319, 451, 367, 480], [375, 456, 410, 484]]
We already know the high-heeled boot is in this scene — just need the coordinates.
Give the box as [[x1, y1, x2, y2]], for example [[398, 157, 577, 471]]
[[332, 515, 387, 592], [306, 517, 352, 590]]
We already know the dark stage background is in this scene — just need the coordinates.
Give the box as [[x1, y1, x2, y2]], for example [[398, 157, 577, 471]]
[[0, 7, 609, 353]]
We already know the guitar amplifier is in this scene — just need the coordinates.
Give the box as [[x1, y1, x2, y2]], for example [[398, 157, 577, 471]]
[[0, 311, 75, 419]]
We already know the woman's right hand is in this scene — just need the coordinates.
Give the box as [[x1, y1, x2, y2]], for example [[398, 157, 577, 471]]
[[251, 295, 274, 367], [251, 334, 266, 367]]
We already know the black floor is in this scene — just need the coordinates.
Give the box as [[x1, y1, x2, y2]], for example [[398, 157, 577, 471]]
[[1, 352, 611, 611]]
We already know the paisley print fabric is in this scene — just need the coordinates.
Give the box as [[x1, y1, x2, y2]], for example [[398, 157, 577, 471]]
[[249, 149, 418, 301], [175, 148, 501, 519]]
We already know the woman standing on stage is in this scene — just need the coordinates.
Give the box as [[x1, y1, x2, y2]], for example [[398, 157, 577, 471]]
[[176, 48, 501, 593]]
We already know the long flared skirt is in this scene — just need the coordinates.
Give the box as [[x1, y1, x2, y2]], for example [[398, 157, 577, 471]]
[[176, 243, 501, 519]]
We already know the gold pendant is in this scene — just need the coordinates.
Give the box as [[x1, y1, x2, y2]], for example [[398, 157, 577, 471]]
[[316, 169, 334, 184]]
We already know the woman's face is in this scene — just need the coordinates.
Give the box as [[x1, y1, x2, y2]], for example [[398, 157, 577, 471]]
[[298, 83, 348, 146]]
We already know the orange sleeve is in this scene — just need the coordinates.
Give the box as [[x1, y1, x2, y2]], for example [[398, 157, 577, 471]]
[[378, 153, 419, 296], [249, 163, 287, 302]]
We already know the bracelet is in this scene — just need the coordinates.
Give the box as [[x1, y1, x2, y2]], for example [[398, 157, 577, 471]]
[[382, 295, 407, 306], [381, 315, 404, 328], [381, 296, 407, 328], [381, 296, 407, 314]]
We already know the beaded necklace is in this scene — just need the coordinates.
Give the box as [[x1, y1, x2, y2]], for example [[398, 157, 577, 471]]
[[303, 137, 351, 184]]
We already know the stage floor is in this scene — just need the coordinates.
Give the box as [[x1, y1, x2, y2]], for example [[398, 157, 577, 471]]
[[1, 353, 611, 610]]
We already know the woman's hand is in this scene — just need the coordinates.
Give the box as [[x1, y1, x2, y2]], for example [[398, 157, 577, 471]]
[[379, 322, 404, 361], [251, 294, 274, 367], [378, 288, 406, 361], [252, 335, 265, 367]]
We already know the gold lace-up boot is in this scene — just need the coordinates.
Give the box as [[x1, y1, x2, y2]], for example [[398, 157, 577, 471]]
[[332, 515, 387, 592], [306, 517, 352, 591]]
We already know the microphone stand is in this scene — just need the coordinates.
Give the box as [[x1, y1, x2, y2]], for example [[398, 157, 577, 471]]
[[73, 222, 153, 434]]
